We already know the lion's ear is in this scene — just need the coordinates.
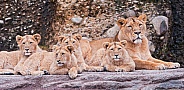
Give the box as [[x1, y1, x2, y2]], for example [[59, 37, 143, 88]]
[[58, 35, 66, 42], [66, 45, 74, 54], [117, 18, 126, 27], [16, 35, 23, 45], [120, 40, 127, 46], [74, 34, 82, 41], [52, 45, 59, 52], [103, 42, 110, 49], [33, 34, 41, 43], [138, 14, 147, 22]]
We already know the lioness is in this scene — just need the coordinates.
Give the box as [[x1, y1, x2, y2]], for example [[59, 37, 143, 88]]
[[18, 45, 78, 79], [0, 34, 42, 74], [57, 34, 104, 72], [89, 40, 135, 72], [116, 14, 180, 70]]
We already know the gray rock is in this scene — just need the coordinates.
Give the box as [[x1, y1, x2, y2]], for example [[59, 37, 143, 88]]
[[0, 20, 4, 24], [123, 10, 136, 18], [0, 68, 183, 89], [71, 16, 83, 24], [105, 23, 120, 38], [151, 16, 168, 35], [148, 41, 155, 53]]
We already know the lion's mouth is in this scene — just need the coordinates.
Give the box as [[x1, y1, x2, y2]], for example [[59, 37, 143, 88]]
[[133, 38, 142, 44], [57, 61, 65, 67], [24, 52, 32, 56], [113, 58, 120, 61]]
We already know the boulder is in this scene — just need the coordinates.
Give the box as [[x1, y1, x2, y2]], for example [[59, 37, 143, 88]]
[[0, 68, 183, 89], [151, 16, 168, 35]]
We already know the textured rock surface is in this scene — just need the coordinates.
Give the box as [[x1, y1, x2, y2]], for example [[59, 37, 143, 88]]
[[0, 68, 184, 90]]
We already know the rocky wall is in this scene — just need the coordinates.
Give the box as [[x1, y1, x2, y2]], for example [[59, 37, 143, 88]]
[[0, 0, 55, 51]]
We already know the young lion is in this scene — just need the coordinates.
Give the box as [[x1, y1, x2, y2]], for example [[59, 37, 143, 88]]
[[19, 45, 78, 79], [116, 14, 180, 70], [89, 40, 135, 72], [57, 34, 104, 72], [0, 34, 42, 74], [49, 45, 78, 79]]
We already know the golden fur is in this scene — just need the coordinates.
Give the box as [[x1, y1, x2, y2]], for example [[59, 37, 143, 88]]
[[57, 34, 103, 72], [89, 41, 135, 72], [116, 14, 180, 70], [18, 45, 78, 79], [0, 34, 42, 74]]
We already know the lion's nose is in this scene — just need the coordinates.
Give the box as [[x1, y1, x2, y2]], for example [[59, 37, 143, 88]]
[[115, 54, 119, 58], [134, 32, 141, 35], [25, 48, 29, 51], [57, 60, 60, 62]]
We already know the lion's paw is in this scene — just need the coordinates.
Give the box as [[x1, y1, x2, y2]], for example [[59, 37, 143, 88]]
[[43, 70, 50, 75], [167, 62, 180, 69], [115, 68, 124, 72], [155, 64, 166, 70], [68, 71, 77, 79]]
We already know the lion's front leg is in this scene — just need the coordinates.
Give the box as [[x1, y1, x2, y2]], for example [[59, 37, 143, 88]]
[[134, 59, 166, 70], [50, 68, 69, 75], [104, 64, 118, 72], [68, 67, 78, 79], [148, 58, 180, 69], [0, 69, 16, 75], [85, 65, 104, 72], [117, 64, 135, 72]]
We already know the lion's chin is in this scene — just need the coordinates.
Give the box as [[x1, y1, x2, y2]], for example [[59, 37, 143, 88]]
[[57, 63, 64, 67], [24, 52, 31, 56], [113, 58, 120, 61], [133, 39, 142, 44]]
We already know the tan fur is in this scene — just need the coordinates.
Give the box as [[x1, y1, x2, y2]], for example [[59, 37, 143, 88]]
[[0, 34, 42, 74], [116, 14, 180, 70], [57, 34, 103, 72], [89, 38, 115, 59], [89, 41, 135, 72], [19, 45, 78, 79]]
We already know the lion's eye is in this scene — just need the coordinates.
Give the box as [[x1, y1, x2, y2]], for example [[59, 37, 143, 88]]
[[61, 53, 65, 55], [118, 48, 121, 50], [22, 42, 25, 44], [128, 26, 132, 29], [110, 48, 114, 51], [56, 53, 58, 57], [73, 41, 75, 43], [65, 42, 68, 44], [139, 24, 142, 27], [30, 42, 33, 44]]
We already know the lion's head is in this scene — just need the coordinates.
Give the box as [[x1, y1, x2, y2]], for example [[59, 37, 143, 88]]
[[57, 34, 82, 49], [16, 34, 41, 56], [117, 14, 147, 44], [103, 40, 129, 65], [54, 45, 74, 67]]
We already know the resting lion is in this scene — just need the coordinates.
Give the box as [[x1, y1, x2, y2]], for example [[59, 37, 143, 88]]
[[0, 34, 42, 74], [89, 40, 135, 72], [19, 45, 78, 79], [49, 45, 78, 79], [57, 34, 104, 72], [116, 14, 180, 70]]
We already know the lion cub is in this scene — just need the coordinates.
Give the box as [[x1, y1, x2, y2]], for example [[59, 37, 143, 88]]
[[49, 45, 78, 79], [19, 45, 78, 79], [57, 34, 103, 72], [0, 34, 42, 75], [89, 40, 135, 72]]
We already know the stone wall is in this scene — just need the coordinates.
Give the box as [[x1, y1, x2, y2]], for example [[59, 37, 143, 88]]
[[0, 0, 55, 51]]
